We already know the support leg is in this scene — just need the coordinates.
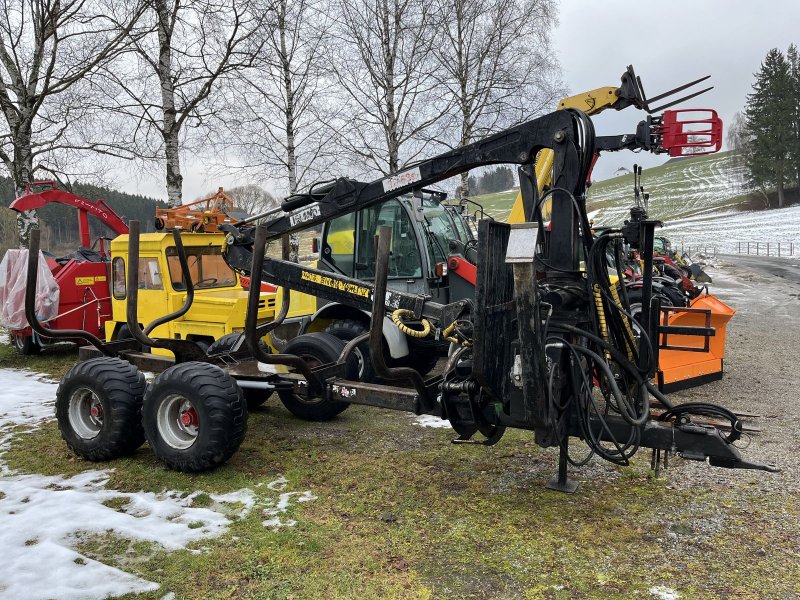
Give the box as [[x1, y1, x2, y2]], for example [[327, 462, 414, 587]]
[[546, 442, 579, 493]]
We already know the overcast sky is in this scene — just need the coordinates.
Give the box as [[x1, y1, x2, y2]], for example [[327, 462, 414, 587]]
[[121, 0, 800, 200], [557, 0, 800, 180]]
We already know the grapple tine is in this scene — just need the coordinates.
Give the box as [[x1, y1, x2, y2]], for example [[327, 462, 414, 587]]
[[650, 86, 715, 113], [647, 74, 712, 104]]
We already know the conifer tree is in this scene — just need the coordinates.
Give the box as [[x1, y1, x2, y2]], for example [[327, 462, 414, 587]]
[[744, 48, 795, 208]]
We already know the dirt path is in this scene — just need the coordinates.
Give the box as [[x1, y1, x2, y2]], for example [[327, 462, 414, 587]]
[[666, 256, 800, 492]]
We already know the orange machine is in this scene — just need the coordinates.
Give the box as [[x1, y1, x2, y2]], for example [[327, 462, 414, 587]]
[[154, 188, 239, 233], [657, 293, 735, 392]]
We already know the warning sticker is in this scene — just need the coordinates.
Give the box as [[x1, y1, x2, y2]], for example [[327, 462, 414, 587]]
[[300, 271, 371, 299]]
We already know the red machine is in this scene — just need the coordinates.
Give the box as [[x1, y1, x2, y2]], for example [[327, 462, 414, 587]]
[[6, 182, 129, 354]]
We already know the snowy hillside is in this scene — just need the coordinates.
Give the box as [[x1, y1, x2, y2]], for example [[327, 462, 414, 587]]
[[471, 151, 800, 255], [587, 151, 749, 225]]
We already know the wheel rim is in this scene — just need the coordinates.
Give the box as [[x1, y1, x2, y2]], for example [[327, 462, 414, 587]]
[[68, 387, 104, 439], [13, 335, 23, 351], [157, 394, 200, 449], [294, 353, 324, 404]]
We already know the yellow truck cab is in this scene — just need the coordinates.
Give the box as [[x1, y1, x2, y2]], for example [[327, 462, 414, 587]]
[[106, 232, 315, 355]]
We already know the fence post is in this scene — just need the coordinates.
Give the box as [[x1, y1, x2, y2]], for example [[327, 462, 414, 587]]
[[756, 242, 759, 256], [778, 242, 781, 257], [747, 242, 750, 255], [738, 241, 741, 254], [767, 242, 770, 256]]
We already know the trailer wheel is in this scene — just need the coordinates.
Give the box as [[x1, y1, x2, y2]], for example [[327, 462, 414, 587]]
[[56, 357, 146, 460], [143, 361, 247, 472], [278, 332, 357, 421], [406, 352, 440, 376], [207, 333, 272, 409], [323, 319, 382, 382], [12, 333, 41, 355]]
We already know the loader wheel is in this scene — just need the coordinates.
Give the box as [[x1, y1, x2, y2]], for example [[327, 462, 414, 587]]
[[406, 352, 441, 376], [12, 333, 41, 355], [278, 333, 358, 421], [56, 357, 146, 461], [207, 333, 272, 409], [323, 318, 397, 383], [661, 285, 688, 308], [143, 361, 247, 472]]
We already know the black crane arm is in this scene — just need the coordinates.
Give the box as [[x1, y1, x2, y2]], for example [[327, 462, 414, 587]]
[[223, 110, 583, 247], [222, 109, 591, 323]]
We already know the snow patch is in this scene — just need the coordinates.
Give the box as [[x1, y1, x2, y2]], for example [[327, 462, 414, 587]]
[[0, 368, 316, 599], [650, 586, 680, 600], [413, 414, 451, 428]]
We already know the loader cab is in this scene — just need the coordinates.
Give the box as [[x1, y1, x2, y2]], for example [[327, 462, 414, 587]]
[[319, 192, 473, 304], [107, 232, 281, 355]]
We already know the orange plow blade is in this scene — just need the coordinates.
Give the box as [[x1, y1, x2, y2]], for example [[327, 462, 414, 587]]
[[657, 294, 735, 392]]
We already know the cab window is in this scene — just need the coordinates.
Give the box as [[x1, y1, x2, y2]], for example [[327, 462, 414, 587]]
[[323, 212, 356, 276], [421, 199, 460, 266], [166, 245, 237, 290], [138, 257, 163, 290], [356, 200, 421, 279], [112, 257, 126, 299], [446, 205, 473, 243]]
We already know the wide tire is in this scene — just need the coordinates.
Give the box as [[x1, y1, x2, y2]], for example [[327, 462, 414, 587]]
[[13, 333, 41, 355], [406, 351, 441, 376], [56, 357, 146, 461], [323, 318, 378, 382], [143, 361, 247, 472], [278, 332, 357, 421], [207, 333, 272, 409]]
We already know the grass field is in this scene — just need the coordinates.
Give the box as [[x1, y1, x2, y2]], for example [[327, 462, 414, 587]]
[[469, 151, 749, 226], [2, 338, 798, 599]]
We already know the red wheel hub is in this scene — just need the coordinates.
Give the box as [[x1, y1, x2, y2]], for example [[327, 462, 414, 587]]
[[90, 404, 103, 418], [180, 407, 198, 427]]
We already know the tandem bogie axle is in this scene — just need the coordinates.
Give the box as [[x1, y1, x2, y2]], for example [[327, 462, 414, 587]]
[[26, 99, 777, 485]]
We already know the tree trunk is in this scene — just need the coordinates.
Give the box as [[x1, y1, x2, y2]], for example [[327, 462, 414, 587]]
[[777, 178, 785, 208], [278, 0, 300, 263], [12, 127, 38, 248], [383, 0, 399, 174], [156, 1, 183, 206]]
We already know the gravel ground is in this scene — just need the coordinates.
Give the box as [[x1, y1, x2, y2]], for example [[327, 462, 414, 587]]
[[662, 255, 800, 493]]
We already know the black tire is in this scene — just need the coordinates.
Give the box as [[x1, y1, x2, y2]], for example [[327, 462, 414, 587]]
[[143, 361, 247, 472], [406, 351, 441, 376], [324, 318, 391, 383], [12, 333, 41, 355], [625, 288, 644, 323], [56, 357, 146, 461], [278, 332, 358, 421], [117, 324, 146, 352], [661, 285, 688, 308], [207, 333, 272, 409]]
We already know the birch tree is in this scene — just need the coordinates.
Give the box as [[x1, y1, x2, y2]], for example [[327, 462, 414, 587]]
[[0, 0, 146, 246], [432, 0, 561, 205], [102, 0, 267, 206], [223, 0, 333, 260], [330, 0, 443, 176]]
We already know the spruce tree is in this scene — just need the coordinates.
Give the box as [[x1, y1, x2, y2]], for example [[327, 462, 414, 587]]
[[787, 44, 800, 188], [744, 48, 795, 208]]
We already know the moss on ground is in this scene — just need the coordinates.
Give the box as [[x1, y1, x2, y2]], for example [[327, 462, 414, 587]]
[[2, 331, 797, 599], [4, 392, 799, 599]]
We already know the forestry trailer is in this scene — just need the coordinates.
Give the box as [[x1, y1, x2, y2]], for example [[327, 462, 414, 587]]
[[25, 81, 776, 490]]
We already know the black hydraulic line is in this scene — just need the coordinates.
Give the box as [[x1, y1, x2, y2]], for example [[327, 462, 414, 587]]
[[143, 228, 195, 335], [24, 229, 114, 355], [123, 221, 206, 361], [243, 225, 324, 394]]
